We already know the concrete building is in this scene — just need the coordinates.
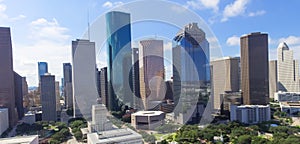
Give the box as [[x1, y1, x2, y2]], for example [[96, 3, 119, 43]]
[[40, 74, 57, 121], [269, 60, 278, 99], [23, 112, 36, 125], [87, 128, 143, 144], [132, 48, 141, 110], [131, 111, 165, 130], [230, 105, 270, 124], [72, 39, 98, 119], [0, 108, 9, 135], [63, 63, 73, 109], [100, 67, 108, 108], [0, 135, 38, 144], [274, 91, 300, 102], [0, 27, 17, 127], [280, 102, 300, 115], [14, 72, 24, 120], [220, 91, 242, 116], [277, 42, 300, 92], [88, 104, 112, 133], [139, 39, 164, 110], [55, 82, 60, 113], [211, 57, 240, 112], [240, 32, 269, 105]]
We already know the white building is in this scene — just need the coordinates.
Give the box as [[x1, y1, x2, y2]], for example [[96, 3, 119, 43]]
[[87, 128, 143, 144], [0, 135, 38, 144], [72, 39, 98, 119], [88, 104, 112, 132], [0, 108, 9, 135], [280, 102, 300, 115], [277, 42, 300, 92], [230, 105, 270, 124], [274, 91, 300, 102], [131, 111, 165, 130]]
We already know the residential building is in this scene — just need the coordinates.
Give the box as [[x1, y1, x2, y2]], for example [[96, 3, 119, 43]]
[[240, 32, 269, 105], [230, 105, 271, 124]]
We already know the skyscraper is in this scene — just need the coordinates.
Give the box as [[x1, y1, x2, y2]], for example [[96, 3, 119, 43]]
[[72, 39, 97, 119], [211, 57, 240, 112], [40, 74, 57, 121], [100, 67, 108, 108], [106, 11, 133, 111], [240, 32, 269, 105], [55, 81, 61, 118], [63, 63, 73, 109], [139, 40, 164, 110], [0, 27, 17, 127], [269, 60, 277, 99], [172, 23, 210, 124], [38, 62, 48, 80], [277, 42, 300, 92], [132, 48, 141, 109], [14, 72, 24, 120]]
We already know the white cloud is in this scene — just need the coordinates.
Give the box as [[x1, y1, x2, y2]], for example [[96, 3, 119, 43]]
[[186, 0, 220, 12], [222, 0, 250, 22], [0, 1, 25, 24], [248, 10, 266, 17], [278, 36, 300, 46], [13, 18, 71, 86], [102, 1, 124, 9], [226, 35, 240, 46]]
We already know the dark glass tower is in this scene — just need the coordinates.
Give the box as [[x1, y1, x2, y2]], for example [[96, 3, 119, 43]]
[[63, 63, 72, 109], [38, 62, 48, 80], [106, 11, 133, 111], [240, 32, 269, 105]]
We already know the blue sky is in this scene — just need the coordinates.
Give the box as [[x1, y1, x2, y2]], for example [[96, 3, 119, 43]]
[[1, 0, 300, 86]]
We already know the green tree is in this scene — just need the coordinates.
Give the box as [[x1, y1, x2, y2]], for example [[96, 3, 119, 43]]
[[237, 135, 252, 144]]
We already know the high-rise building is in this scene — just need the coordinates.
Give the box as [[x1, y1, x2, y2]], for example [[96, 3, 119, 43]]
[[63, 63, 73, 109], [132, 48, 141, 110], [38, 62, 48, 80], [96, 68, 101, 98], [269, 60, 278, 99], [211, 57, 240, 112], [172, 23, 210, 124], [55, 81, 61, 118], [14, 72, 24, 120], [240, 32, 269, 105], [139, 40, 164, 110], [72, 39, 97, 119], [0, 27, 17, 127], [100, 67, 108, 107], [106, 11, 133, 111], [277, 42, 300, 92], [230, 105, 271, 124], [40, 74, 57, 121], [88, 104, 112, 132]]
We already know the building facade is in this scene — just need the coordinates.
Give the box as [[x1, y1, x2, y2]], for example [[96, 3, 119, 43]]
[[100, 67, 108, 107], [0, 27, 17, 127], [132, 48, 141, 110], [106, 11, 133, 111], [230, 105, 271, 124], [269, 60, 278, 99], [38, 62, 48, 80], [0, 108, 9, 136], [63, 63, 73, 109], [274, 91, 300, 102], [131, 111, 165, 130], [72, 39, 98, 119], [277, 42, 300, 92], [14, 72, 24, 120], [88, 104, 112, 133], [240, 32, 269, 105], [40, 74, 57, 121]]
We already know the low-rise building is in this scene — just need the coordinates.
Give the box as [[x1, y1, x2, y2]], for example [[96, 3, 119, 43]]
[[274, 91, 300, 102], [131, 111, 165, 130], [0, 135, 38, 144], [280, 102, 300, 115], [0, 108, 9, 135], [87, 128, 143, 144], [230, 105, 270, 124]]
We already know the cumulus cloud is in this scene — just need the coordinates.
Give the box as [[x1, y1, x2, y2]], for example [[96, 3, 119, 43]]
[[278, 36, 300, 46], [222, 0, 250, 22], [248, 10, 266, 17], [226, 35, 240, 46], [102, 1, 124, 9], [186, 0, 220, 12]]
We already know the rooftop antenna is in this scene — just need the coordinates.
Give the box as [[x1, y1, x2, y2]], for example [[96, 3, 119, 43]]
[[87, 9, 91, 40]]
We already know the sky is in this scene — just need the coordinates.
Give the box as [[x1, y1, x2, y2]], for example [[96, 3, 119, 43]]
[[1, 0, 300, 86]]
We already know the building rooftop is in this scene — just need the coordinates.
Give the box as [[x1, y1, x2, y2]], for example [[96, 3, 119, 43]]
[[131, 110, 164, 116], [0, 135, 38, 144], [87, 128, 142, 143]]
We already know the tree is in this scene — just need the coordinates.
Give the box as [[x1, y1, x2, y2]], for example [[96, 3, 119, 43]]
[[252, 136, 269, 144], [237, 135, 251, 144], [74, 131, 83, 140]]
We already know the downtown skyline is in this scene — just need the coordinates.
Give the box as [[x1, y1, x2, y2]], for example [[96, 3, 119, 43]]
[[1, 0, 300, 86]]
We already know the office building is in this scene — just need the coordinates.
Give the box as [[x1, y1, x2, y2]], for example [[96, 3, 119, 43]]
[[280, 102, 300, 115], [38, 62, 48, 80], [96, 68, 101, 98], [132, 48, 141, 110], [55, 81, 61, 119], [139, 39, 164, 110], [165, 80, 174, 100], [0, 108, 9, 136], [72, 39, 98, 119], [88, 104, 112, 133], [40, 74, 57, 121], [0, 27, 17, 127], [14, 72, 24, 120], [172, 23, 210, 124], [63, 63, 73, 109], [211, 57, 240, 112], [240, 32, 269, 105], [220, 91, 242, 116], [0, 135, 38, 144], [274, 91, 300, 102], [100, 67, 108, 107], [277, 42, 300, 92], [131, 111, 165, 130], [230, 105, 271, 124], [106, 11, 133, 111], [269, 60, 278, 99]]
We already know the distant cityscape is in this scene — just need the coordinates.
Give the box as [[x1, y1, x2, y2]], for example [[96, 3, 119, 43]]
[[1, 3, 300, 144]]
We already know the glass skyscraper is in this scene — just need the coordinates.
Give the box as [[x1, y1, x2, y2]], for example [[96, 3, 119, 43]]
[[172, 23, 210, 124], [106, 11, 133, 111], [38, 62, 48, 80]]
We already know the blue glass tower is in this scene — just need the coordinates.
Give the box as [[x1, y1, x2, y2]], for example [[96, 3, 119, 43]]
[[106, 11, 133, 111], [38, 62, 48, 80]]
